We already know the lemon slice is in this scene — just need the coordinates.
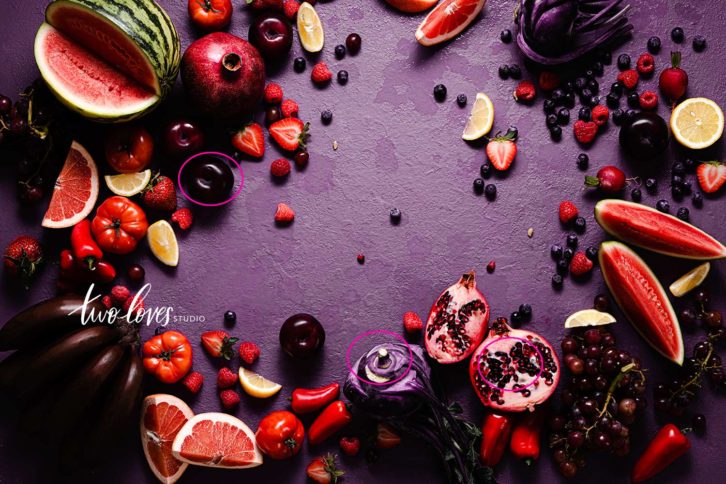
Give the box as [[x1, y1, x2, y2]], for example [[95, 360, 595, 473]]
[[297, 2, 324, 53], [670, 97, 724, 149], [104, 169, 151, 196], [147, 220, 179, 267], [462, 93, 494, 140], [669, 262, 710, 297], [238, 367, 282, 398], [564, 309, 617, 328]]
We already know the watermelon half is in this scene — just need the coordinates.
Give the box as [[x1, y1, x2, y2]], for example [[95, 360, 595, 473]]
[[599, 241, 684, 365], [34, 0, 180, 122]]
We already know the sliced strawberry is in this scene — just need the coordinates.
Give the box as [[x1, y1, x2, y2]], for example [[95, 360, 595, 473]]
[[485, 132, 517, 171], [306, 454, 344, 483], [375, 423, 402, 449], [232, 123, 264, 158], [201, 330, 239, 360], [696, 161, 726, 194], [269, 118, 309, 152]]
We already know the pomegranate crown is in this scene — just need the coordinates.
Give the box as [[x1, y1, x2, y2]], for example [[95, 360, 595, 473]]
[[458, 270, 477, 288], [491, 317, 511, 335]]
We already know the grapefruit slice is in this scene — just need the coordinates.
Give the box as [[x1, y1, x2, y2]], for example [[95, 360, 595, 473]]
[[42, 141, 99, 228], [415, 0, 487, 46], [141, 394, 194, 484], [171, 412, 263, 469]]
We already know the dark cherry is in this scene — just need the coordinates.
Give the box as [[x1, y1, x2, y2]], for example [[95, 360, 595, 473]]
[[266, 105, 281, 125], [127, 264, 145, 282], [346, 33, 361, 54], [619, 112, 669, 160], [594, 294, 610, 312], [279, 313, 325, 358], [162, 118, 205, 158], [248, 14, 293, 60], [294, 150, 309, 168], [183, 155, 235, 204], [0, 95, 11, 115]]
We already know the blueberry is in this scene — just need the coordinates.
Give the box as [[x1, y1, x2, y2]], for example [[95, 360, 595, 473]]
[[684, 158, 697, 172], [551, 244, 563, 259], [509, 64, 522, 79], [456, 93, 467, 107], [224, 310, 237, 324], [546, 114, 558, 127], [549, 125, 562, 141], [566, 233, 579, 248], [617, 54, 631, 70], [552, 274, 564, 288], [293, 57, 306, 72], [484, 184, 497, 200], [552, 89, 566, 104], [693, 35, 707, 52], [580, 88, 593, 101], [647, 36, 661, 54], [557, 108, 570, 124], [585, 246, 599, 261], [500, 29, 512, 43], [574, 77, 587, 92], [672, 185, 683, 199], [433, 84, 447, 102], [573, 216, 586, 233], [631, 188, 642, 201], [598, 50, 612, 64], [564, 80, 576, 93], [676, 207, 690, 221], [585, 95, 599, 107], [543, 99, 556, 113], [578, 107, 592, 121], [610, 81, 624, 95], [337, 70, 349, 85], [563, 92, 576, 108], [625, 109, 637, 120], [519, 304, 532, 318], [390, 208, 402, 223], [498, 65, 510, 79], [321, 110, 333, 124], [587, 79, 599, 93], [672, 161, 686, 176], [577, 153, 589, 170], [627, 92, 640, 108], [671, 27, 685, 43], [606, 93, 620, 108], [672, 175, 684, 186], [557, 259, 569, 274], [645, 178, 657, 192], [612, 108, 625, 125], [585, 70, 596, 80], [591, 62, 604, 76], [692, 192, 703, 207], [682, 180, 692, 195], [511, 311, 523, 324], [334, 44, 346, 59], [473, 178, 485, 194], [656, 199, 670, 213], [480, 163, 492, 178]]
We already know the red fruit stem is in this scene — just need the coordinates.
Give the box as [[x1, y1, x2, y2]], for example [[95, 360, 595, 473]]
[[222, 53, 242, 74]]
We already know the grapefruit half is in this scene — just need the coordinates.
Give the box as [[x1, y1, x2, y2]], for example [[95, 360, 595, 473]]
[[171, 412, 263, 469], [41, 141, 99, 228], [140, 394, 194, 484], [415, 0, 487, 46]]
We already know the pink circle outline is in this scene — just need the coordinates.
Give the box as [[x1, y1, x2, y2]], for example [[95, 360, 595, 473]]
[[177, 151, 244, 207], [475, 336, 544, 393], [345, 329, 414, 387]]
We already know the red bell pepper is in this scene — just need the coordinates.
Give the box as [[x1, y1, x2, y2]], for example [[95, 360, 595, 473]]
[[479, 412, 514, 467], [631, 424, 690, 483], [291, 383, 340, 414], [59, 249, 116, 285], [510, 407, 545, 465], [308, 400, 352, 445], [71, 219, 103, 269]]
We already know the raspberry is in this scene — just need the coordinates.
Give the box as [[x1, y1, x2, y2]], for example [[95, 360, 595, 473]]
[[238, 341, 261, 365], [219, 389, 240, 410], [403, 311, 423, 334], [282, 0, 300, 20], [270, 158, 291, 177], [123, 294, 144, 316], [264, 82, 283, 104], [101, 295, 113, 309], [339, 436, 361, 456], [616, 69, 639, 89], [573, 120, 598, 144], [636, 53, 655, 75], [171, 208, 193, 230], [537, 71, 560, 91], [110, 285, 130, 306], [639, 90, 658, 110], [513, 80, 536, 103], [182, 371, 204, 394], [311, 62, 332, 84], [591, 105, 609, 126], [217, 367, 237, 389], [559, 201, 579, 224], [281, 99, 299, 118], [274, 203, 295, 223], [570, 252, 594, 276]]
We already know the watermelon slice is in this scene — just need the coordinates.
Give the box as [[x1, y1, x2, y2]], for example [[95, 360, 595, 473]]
[[599, 242, 684, 365], [415, 0, 487, 46]]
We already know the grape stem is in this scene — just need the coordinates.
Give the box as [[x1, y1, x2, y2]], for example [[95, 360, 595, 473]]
[[667, 341, 717, 403], [584, 362, 643, 437]]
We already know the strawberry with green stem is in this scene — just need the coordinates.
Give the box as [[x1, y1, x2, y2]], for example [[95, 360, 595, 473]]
[[485, 131, 517, 171]]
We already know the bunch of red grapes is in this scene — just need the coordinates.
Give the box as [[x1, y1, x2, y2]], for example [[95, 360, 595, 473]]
[[548, 326, 646, 478]]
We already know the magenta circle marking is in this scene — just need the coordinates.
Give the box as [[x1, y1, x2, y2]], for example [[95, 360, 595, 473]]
[[345, 329, 413, 387], [177, 151, 244, 207], [475, 336, 544, 393]]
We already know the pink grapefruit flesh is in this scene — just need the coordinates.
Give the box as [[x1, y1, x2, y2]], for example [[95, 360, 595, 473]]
[[415, 0, 487, 46], [41, 141, 99, 229]]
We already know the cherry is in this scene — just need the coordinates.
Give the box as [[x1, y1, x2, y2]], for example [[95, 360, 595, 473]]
[[248, 14, 292, 61], [162, 118, 205, 159], [127, 264, 145, 282], [586, 165, 626, 192], [183, 155, 234, 204], [0, 95, 11, 115], [279, 313, 325, 358]]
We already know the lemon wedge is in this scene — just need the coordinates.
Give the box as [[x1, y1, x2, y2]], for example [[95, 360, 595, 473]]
[[147, 220, 179, 267], [669, 262, 710, 297], [297, 2, 324, 53], [462, 93, 494, 140], [104, 169, 151, 197], [670, 97, 724, 149], [564, 309, 617, 328], [238, 367, 282, 398]]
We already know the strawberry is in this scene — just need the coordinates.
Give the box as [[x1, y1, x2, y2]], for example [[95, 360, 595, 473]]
[[282, 0, 300, 20], [281, 99, 299, 118], [182, 371, 204, 394], [123, 293, 144, 316], [143, 174, 177, 211], [591, 105, 609, 126], [270, 158, 291, 177], [339, 437, 360, 456], [3, 235, 42, 287], [110, 285, 131, 306], [573, 120, 598, 144], [616, 69, 639, 90], [202, 330, 239, 360], [232, 123, 265, 158], [513, 80, 536, 103], [101, 295, 113, 309], [570, 252, 593, 276], [403, 311, 423, 334], [537, 71, 560, 91], [375, 423, 401, 449], [171, 208, 193, 230], [264, 82, 284, 104], [559, 201, 579, 224], [246, 0, 283, 12], [219, 389, 240, 410], [306, 454, 344, 484], [659, 51, 688, 101], [485, 132, 517, 171], [269, 118, 309, 151], [274, 202, 295, 223], [696, 161, 726, 194], [311, 62, 332, 84], [238, 341, 260, 365], [639, 90, 658, 110], [636, 53, 655, 75], [217, 367, 237, 388]]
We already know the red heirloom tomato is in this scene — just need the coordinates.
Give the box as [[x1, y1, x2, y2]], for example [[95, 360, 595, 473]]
[[92, 196, 148, 255], [255, 410, 305, 460], [142, 330, 193, 384], [188, 0, 233, 31], [104, 125, 154, 174]]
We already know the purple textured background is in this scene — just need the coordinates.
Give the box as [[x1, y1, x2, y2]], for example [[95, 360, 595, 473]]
[[1, 0, 725, 482]]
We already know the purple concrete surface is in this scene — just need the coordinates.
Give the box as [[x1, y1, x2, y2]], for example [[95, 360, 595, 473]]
[[1, 0, 725, 482]]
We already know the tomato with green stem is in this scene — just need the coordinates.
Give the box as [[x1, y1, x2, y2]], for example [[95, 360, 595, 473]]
[[256, 411, 305, 460], [188, 0, 232, 31], [142, 330, 193, 384]]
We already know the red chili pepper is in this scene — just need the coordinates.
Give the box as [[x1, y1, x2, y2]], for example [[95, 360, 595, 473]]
[[71, 219, 103, 269], [631, 424, 690, 483], [509, 408, 545, 465], [307, 400, 352, 445], [59, 249, 116, 285], [291, 383, 340, 414], [93, 260, 117, 283], [479, 412, 514, 467]]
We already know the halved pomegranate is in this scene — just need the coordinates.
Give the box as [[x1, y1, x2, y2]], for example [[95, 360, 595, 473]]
[[469, 318, 560, 412], [424, 271, 489, 364]]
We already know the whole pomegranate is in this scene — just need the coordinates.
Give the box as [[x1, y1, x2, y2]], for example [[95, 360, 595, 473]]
[[424, 271, 489, 364], [181, 32, 265, 118], [469, 318, 560, 412]]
